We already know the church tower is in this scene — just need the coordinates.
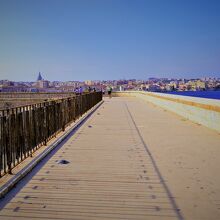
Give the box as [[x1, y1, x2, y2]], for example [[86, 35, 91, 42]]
[[37, 72, 43, 81]]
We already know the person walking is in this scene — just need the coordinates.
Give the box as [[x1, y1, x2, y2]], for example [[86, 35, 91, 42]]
[[107, 86, 112, 98], [79, 86, 83, 95]]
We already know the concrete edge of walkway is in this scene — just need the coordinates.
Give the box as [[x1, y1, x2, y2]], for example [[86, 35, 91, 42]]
[[0, 100, 104, 198]]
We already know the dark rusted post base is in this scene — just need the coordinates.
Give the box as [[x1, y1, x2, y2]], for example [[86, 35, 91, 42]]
[[8, 164, 12, 175]]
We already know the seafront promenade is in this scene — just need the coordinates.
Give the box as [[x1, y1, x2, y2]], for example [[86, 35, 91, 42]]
[[0, 97, 220, 220]]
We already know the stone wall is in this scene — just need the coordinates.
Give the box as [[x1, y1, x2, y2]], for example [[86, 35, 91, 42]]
[[113, 91, 220, 132]]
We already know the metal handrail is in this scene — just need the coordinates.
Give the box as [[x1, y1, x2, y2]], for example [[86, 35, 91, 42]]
[[0, 92, 102, 177]]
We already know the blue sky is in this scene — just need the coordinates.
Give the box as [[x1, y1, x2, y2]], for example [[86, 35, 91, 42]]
[[0, 0, 220, 81]]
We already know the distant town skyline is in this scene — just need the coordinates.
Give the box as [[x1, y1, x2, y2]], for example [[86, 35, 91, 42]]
[[1, 0, 220, 81], [1, 74, 220, 94], [1, 72, 220, 83], [1, 72, 220, 82]]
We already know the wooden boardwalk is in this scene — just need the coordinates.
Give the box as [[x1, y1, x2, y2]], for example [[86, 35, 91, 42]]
[[0, 97, 220, 220]]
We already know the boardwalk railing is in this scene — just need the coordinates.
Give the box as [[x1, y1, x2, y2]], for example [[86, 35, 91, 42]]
[[0, 92, 76, 99], [0, 92, 102, 177]]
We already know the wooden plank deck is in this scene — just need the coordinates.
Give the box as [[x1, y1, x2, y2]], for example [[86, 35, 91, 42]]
[[0, 97, 220, 220], [0, 98, 181, 220]]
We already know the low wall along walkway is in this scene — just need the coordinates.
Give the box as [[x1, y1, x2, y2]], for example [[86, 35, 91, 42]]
[[114, 91, 220, 132]]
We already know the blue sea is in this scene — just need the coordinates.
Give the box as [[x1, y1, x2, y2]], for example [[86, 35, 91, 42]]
[[162, 91, 220, 100]]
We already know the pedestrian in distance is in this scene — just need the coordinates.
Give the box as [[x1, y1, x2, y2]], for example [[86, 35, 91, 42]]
[[79, 86, 83, 95], [75, 87, 79, 94], [107, 86, 112, 98]]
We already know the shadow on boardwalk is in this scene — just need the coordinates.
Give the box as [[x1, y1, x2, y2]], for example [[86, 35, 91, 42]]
[[0, 98, 184, 220]]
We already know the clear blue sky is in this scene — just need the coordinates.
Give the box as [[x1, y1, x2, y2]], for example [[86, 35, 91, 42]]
[[0, 0, 220, 81]]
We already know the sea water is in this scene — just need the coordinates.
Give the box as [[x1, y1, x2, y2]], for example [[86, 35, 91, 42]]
[[163, 91, 220, 100]]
